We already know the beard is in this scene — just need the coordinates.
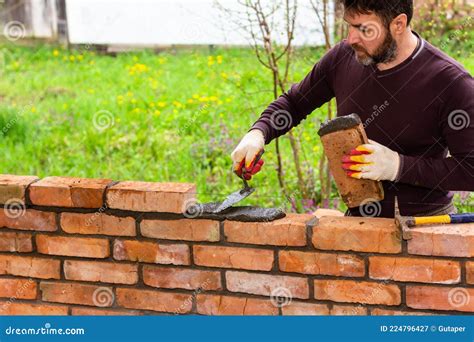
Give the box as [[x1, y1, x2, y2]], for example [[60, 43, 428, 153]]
[[352, 30, 397, 66]]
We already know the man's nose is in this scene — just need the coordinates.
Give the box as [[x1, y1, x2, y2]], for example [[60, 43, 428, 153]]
[[347, 27, 361, 45]]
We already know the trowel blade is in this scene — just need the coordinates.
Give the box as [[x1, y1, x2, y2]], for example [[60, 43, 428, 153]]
[[212, 187, 255, 213]]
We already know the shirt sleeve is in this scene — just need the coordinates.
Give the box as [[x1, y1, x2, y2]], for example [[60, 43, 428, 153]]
[[396, 73, 474, 191], [249, 43, 341, 145]]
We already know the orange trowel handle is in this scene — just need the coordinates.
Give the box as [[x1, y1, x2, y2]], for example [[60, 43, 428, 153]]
[[234, 149, 265, 180]]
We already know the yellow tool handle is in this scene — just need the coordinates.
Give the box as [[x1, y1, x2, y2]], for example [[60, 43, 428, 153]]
[[413, 215, 451, 225]]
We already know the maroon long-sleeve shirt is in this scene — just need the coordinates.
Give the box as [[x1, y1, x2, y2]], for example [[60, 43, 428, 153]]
[[250, 31, 474, 218]]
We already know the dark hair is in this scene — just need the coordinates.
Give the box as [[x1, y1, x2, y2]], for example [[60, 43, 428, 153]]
[[340, 0, 413, 26]]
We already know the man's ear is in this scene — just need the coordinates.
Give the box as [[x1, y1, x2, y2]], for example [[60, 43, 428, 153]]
[[390, 13, 408, 35]]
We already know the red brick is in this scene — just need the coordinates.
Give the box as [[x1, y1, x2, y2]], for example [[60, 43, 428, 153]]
[[64, 260, 138, 284], [113, 240, 189, 265], [29, 176, 111, 208], [371, 308, 435, 316], [312, 209, 344, 218], [281, 302, 330, 315], [0, 209, 56, 231], [312, 216, 401, 253], [0, 278, 37, 299], [369, 256, 460, 284], [36, 235, 110, 258], [0, 231, 32, 252], [406, 286, 474, 312], [116, 288, 192, 313], [224, 213, 312, 246], [61, 213, 135, 236], [279, 250, 364, 277], [40, 282, 114, 307], [0, 255, 60, 279], [0, 174, 38, 204], [0, 301, 68, 315], [141, 218, 219, 241], [226, 271, 309, 299], [71, 307, 141, 315], [408, 224, 474, 257], [193, 245, 274, 271], [331, 305, 368, 315], [106, 181, 196, 213], [467, 262, 474, 284], [143, 265, 221, 290], [314, 279, 401, 306], [196, 294, 278, 315]]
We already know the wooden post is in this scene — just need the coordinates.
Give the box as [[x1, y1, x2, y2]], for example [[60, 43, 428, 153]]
[[55, 0, 68, 46]]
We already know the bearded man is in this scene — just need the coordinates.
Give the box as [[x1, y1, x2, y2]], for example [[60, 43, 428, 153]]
[[231, 0, 474, 218]]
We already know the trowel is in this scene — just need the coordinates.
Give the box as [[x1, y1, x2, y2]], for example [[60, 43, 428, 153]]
[[212, 151, 263, 213]]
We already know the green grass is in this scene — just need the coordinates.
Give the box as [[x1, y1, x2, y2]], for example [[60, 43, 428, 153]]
[[0, 41, 472, 213]]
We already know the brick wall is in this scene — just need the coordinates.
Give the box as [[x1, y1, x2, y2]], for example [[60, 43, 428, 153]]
[[0, 174, 472, 316]]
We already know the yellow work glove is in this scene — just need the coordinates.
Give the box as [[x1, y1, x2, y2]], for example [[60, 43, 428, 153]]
[[341, 139, 401, 181]]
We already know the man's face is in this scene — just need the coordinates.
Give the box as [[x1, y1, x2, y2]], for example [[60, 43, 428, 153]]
[[343, 12, 397, 66]]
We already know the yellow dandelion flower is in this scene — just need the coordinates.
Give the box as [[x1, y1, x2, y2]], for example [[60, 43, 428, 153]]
[[69, 55, 76, 62], [131, 98, 137, 104], [217, 55, 223, 64], [89, 60, 95, 65], [187, 99, 194, 104], [53, 50, 60, 57], [77, 55, 84, 61], [157, 101, 166, 108], [31, 107, 37, 113], [127, 91, 134, 97], [175, 102, 184, 109], [154, 110, 161, 116], [207, 56, 215, 66]]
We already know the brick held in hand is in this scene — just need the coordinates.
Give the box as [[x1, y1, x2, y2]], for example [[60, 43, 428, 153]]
[[318, 114, 384, 207]]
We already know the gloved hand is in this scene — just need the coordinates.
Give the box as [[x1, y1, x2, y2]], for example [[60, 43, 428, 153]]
[[341, 139, 401, 181], [231, 129, 265, 180]]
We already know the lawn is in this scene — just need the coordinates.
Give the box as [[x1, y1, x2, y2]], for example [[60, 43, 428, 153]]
[[0, 41, 472, 213]]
